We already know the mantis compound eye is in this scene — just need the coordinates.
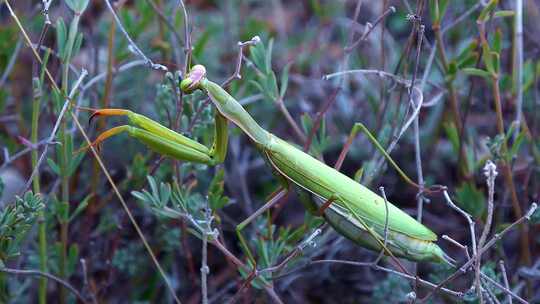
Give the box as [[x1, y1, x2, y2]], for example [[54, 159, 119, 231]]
[[180, 64, 207, 94]]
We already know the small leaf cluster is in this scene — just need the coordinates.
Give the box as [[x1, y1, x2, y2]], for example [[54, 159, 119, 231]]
[[249, 39, 291, 103], [0, 192, 44, 263]]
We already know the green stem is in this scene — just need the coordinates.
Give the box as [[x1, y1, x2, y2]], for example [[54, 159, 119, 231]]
[[33, 48, 50, 304], [32, 79, 47, 304], [58, 13, 80, 304]]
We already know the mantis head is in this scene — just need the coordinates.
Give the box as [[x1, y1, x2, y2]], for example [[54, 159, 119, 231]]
[[180, 64, 207, 94]]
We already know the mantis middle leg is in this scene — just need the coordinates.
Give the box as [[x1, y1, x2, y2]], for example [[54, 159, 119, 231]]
[[316, 122, 424, 215]]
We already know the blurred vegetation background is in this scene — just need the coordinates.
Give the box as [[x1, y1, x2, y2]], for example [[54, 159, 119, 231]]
[[0, 0, 539, 303]]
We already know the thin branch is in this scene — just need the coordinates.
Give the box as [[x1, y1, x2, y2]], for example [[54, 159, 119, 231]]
[[499, 260, 512, 304], [476, 160, 498, 300], [309, 260, 463, 298], [177, 0, 191, 75], [344, 6, 396, 52], [200, 207, 213, 304], [420, 203, 537, 303], [145, 0, 184, 50], [222, 36, 261, 87], [442, 234, 470, 260], [412, 25, 426, 223], [0, 267, 86, 303], [481, 272, 526, 304], [1, 138, 58, 170], [443, 190, 477, 257], [82, 60, 147, 91], [102, 0, 167, 71], [441, 2, 482, 34], [0, 37, 22, 89], [514, 0, 523, 135], [80, 259, 98, 304]]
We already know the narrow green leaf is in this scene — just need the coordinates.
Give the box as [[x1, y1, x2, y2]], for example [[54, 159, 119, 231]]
[[65, 0, 90, 14], [482, 42, 494, 74], [56, 18, 67, 59], [72, 32, 84, 60], [478, 0, 499, 22], [67, 244, 79, 275], [68, 194, 92, 222], [494, 10, 515, 18], [279, 62, 292, 98], [47, 158, 61, 175], [265, 38, 274, 74], [462, 68, 491, 78], [492, 28, 502, 54], [455, 182, 486, 218]]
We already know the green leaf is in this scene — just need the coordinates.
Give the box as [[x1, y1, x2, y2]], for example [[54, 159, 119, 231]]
[[268, 71, 279, 100], [265, 38, 274, 74], [482, 41, 495, 74], [192, 28, 212, 59], [509, 131, 526, 160], [56, 18, 67, 59], [492, 28, 502, 55], [279, 62, 292, 98], [68, 194, 92, 222], [72, 32, 84, 60], [438, 0, 449, 19], [462, 68, 491, 79], [67, 244, 79, 275], [65, 0, 90, 14], [494, 10, 515, 18], [491, 51, 500, 74], [455, 182, 486, 218], [478, 0, 499, 22], [208, 168, 230, 210], [443, 122, 459, 154], [250, 41, 265, 72], [456, 39, 478, 63], [457, 53, 479, 69], [47, 158, 61, 175], [530, 207, 540, 225]]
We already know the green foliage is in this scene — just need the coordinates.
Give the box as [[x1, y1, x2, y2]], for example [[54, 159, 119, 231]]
[[371, 275, 411, 303], [65, 0, 90, 14], [249, 39, 290, 102], [300, 113, 331, 156], [113, 242, 144, 276], [0, 192, 44, 262], [207, 168, 230, 211], [455, 182, 486, 218]]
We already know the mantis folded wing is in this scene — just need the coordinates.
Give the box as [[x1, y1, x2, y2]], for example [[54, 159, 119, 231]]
[[84, 65, 454, 266]]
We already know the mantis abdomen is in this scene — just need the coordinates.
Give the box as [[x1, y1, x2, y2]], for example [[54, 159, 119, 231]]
[[264, 134, 453, 264]]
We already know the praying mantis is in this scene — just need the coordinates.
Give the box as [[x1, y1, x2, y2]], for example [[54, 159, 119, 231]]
[[83, 64, 454, 266]]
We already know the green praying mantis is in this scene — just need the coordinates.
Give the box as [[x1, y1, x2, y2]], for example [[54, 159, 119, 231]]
[[83, 64, 454, 266]]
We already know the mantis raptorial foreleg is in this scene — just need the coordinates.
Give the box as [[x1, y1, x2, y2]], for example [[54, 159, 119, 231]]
[[80, 108, 229, 165]]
